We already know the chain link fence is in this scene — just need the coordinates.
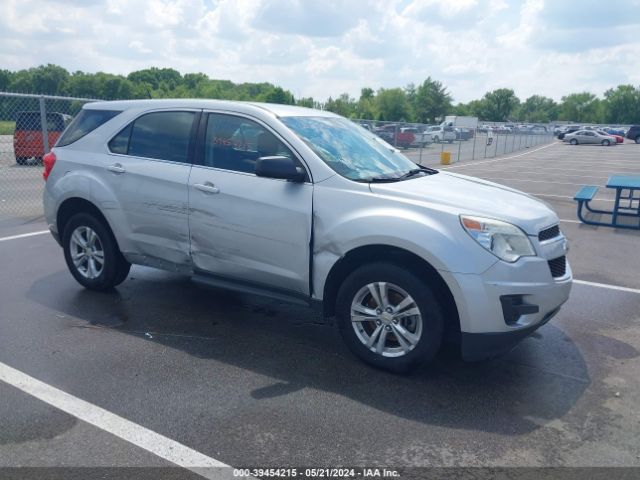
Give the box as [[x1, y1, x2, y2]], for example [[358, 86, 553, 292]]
[[351, 119, 555, 167], [0, 92, 556, 223], [0, 92, 97, 223]]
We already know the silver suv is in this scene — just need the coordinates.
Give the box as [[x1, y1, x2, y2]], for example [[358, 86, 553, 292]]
[[43, 100, 572, 372]]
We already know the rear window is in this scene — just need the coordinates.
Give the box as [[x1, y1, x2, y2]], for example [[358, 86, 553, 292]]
[[16, 112, 66, 132], [57, 109, 121, 147]]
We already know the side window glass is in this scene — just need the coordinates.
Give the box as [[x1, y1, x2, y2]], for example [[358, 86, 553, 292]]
[[108, 123, 133, 154], [128, 111, 195, 163], [204, 114, 293, 174]]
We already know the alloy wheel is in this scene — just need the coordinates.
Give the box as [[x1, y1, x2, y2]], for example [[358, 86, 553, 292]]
[[69, 226, 105, 279], [350, 282, 423, 358]]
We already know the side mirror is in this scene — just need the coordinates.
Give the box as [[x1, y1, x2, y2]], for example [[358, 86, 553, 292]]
[[255, 156, 305, 182]]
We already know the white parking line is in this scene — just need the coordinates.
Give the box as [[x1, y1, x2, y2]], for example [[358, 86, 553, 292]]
[[0, 362, 231, 479], [533, 193, 616, 203], [0, 230, 50, 242], [574, 279, 640, 295], [443, 142, 557, 169], [476, 177, 605, 188], [447, 170, 609, 180]]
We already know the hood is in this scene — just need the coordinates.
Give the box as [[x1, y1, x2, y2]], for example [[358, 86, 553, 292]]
[[370, 171, 558, 235]]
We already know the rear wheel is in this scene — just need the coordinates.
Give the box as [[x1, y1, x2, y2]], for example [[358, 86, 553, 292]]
[[336, 262, 444, 373], [433, 136, 440, 143], [635, 135, 640, 144], [62, 213, 130, 291], [15, 157, 27, 165], [570, 138, 578, 145], [602, 139, 610, 146]]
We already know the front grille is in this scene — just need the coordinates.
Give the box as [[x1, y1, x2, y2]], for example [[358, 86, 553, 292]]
[[548, 256, 567, 278], [539, 225, 560, 241]]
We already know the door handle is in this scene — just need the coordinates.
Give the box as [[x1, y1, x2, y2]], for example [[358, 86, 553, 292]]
[[107, 163, 126, 174], [194, 182, 220, 194]]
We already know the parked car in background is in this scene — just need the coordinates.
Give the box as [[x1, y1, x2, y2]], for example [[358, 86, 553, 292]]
[[401, 127, 431, 147], [557, 125, 581, 140], [373, 124, 415, 149], [454, 128, 473, 141], [424, 125, 455, 143], [13, 111, 71, 165], [563, 130, 617, 146], [530, 126, 548, 135], [596, 130, 623, 143], [625, 125, 640, 144], [43, 99, 572, 372], [603, 127, 626, 137]]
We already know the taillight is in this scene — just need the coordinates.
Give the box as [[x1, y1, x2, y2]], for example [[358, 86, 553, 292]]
[[43, 151, 56, 181]]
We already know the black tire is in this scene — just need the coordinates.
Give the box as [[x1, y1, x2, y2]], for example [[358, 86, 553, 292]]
[[62, 212, 130, 291], [570, 138, 578, 145], [433, 136, 439, 143], [336, 262, 444, 373], [635, 136, 640, 144], [15, 157, 27, 165], [602, 140, 610, 146]]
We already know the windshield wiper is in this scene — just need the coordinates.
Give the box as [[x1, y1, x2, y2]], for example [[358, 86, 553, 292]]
[[360, 166, 438, 183], [363, 176, 403, 183], [398, 166, 438, 179]]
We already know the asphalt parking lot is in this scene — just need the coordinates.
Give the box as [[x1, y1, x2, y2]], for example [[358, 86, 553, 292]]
[[0, 140, 639, 478]]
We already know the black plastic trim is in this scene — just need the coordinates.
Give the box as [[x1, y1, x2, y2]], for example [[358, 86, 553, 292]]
[[461, 307, 561, 361], [500, 294, 539, 325], [192, 270, 311, 307]]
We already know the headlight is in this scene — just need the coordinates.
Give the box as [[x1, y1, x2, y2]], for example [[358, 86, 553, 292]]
[[460, 215, 535, 263]]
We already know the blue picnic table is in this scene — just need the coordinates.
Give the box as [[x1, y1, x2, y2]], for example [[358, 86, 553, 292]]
[[574, 175, 640, 229]]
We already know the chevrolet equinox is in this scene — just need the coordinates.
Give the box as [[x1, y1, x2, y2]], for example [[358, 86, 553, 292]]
[[43, 100, 572, 372]]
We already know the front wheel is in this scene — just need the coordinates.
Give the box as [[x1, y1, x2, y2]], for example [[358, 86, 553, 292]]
[[635, 135, 640, 144], [336, 262, 444, 372], [433, 136, 439, 143], [62, 213, 131, 291], [570, 139, 578, 145], [602, 140, 610, 146]]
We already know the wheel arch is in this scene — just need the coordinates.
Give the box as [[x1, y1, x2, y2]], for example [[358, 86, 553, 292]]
[[322, 244, 461, 342], [57, 197, 118, 248]]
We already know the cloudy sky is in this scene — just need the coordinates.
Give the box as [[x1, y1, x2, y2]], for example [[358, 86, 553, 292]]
[[1, 0, 639, 103]]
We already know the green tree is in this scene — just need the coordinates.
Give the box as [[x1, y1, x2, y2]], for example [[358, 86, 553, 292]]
[[0, 69, 11, 91], [517, 95, 558, 122], [183, 73, 208, 90], [414, 77, 452, 124], [452, 102, 470, 116], [127, 67, 182, 90], [355, 87, 377, 119], [558, 92, 602, 123], [9, 64, 70, 95], [478, 88, 520, 122], [324, 93, 357, 117], [375, 88, 409, 121], [296, 97, 314, 108], [603, 85, 640, 124]]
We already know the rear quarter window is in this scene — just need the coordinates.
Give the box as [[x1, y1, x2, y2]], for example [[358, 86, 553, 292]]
[[124, 111, 195, 163], [56, 109, 122, 147]]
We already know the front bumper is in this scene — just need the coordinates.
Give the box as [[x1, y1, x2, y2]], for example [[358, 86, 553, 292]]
[[440, 250, 572, 361]]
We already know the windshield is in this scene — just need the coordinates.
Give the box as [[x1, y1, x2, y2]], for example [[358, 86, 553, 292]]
[[281, 116, 424, 181]]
